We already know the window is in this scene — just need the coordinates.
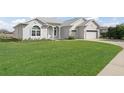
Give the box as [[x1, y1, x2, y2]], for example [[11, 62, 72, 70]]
[[72, 30, 76, 32], [32, 30, 35, 36], [37, 31, 40, 36], [54, 27, 57, 36], [32, 26, 41, 36]]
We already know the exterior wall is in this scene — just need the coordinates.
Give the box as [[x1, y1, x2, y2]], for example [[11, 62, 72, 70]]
[[42, 27, 48, 39], [22, 20, 45, 40], [76, 26, 85, 39], [85, 21, 98, 30], [14, 24, 25, 39], [60, 26, 70, 39], [83, 21, 100, 39], [69, 18, 85, 36]]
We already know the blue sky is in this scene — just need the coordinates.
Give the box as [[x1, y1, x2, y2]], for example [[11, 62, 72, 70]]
[[0, 17, 124, 31]]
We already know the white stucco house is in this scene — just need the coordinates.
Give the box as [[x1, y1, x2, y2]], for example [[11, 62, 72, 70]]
[[13, 17, 100, 40]]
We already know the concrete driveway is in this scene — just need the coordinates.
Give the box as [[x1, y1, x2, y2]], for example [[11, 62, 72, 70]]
[[88, 39, 124, 76]]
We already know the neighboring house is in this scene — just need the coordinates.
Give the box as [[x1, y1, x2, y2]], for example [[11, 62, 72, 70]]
[[100, 26, 108, 33], [13, 17, 100, 40], [0, 29, 13, 38]]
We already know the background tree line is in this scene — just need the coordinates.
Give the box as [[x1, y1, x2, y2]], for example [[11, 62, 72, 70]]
[[101, 24, 124, 39]]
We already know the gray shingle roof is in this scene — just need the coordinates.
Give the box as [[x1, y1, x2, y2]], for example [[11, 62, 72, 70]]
[[13, 23, 28, 28], [36, 17, 63, 24], [77, 19, 100, 28], [77, 20, 90, 27], [61, 17, 87, 26], [14, 17, 100, 28]]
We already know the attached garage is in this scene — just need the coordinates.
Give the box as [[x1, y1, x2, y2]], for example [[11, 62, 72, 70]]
[[85, 30, 98, 39], [61, 18, 100, 39]]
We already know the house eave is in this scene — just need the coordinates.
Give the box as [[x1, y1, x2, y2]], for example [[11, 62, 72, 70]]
[[13, 23, 28, 28]]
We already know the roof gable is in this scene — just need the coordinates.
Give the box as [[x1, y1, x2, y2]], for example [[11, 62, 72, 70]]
[[61, 17, 87, 26], [78, 19, 100, 28], [14, 17, 62, 28], [90, 20, 100, 28]]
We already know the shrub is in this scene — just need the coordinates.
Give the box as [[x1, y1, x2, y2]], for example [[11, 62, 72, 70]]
[[122, 37, 124, 40], [100, 32, 107, 38], [68, 36, 75, 40], [0, 38, 20, 42]]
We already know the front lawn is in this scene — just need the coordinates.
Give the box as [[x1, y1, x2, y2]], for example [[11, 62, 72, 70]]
[[0, 40, 122, 75]]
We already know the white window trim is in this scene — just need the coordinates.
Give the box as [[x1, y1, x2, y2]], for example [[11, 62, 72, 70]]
[[32, 26, 41, 37]]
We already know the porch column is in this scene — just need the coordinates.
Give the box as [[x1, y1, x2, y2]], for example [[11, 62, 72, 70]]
[[84, 29, 86, 39], [97, 29, 100, 38], [46, 26, 49, 39], [52, 26, 55, 39], [59, 26, 61, 39]]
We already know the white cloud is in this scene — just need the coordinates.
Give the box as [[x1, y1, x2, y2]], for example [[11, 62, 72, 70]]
[[12, 19, 27, 26], [0, 18, 28, 32], [112, 17, 118, 21], [0, 21, 12, 31], [101, 22, 120, 27], [100, 18, 120, 27], [0, 21, 7, 29]]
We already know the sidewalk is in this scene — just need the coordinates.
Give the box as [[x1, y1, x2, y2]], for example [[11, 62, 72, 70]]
[[98, 49, 124, 76], [87, 39, 124, 76]]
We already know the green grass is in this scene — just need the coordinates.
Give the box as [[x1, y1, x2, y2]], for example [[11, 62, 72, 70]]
[[0, 40, 122, 76]]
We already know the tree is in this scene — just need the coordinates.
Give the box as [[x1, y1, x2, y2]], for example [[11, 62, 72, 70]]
[[107, 24, 124, 39], [116, 24, 124, 39], [107, 27, 116, 39]]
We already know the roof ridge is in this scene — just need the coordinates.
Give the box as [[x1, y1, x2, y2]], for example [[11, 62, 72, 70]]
[[36, 17, 63, 24], [63, 17, 86, 22]]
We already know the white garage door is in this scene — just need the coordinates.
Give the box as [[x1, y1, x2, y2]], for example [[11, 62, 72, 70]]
[[86, 31, 97, 39]]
